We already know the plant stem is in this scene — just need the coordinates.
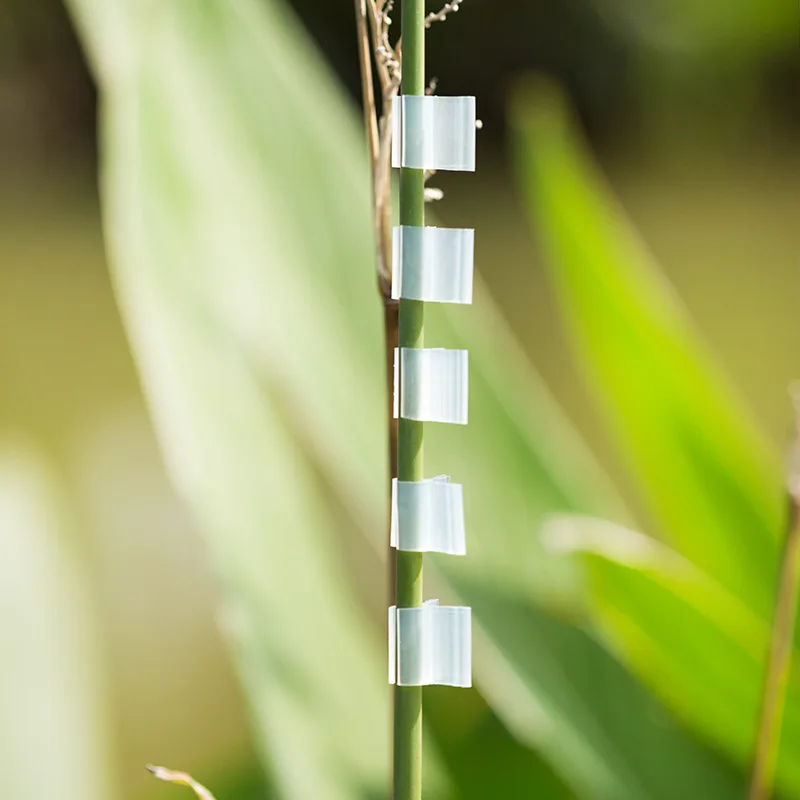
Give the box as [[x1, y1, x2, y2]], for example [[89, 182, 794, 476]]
[[394, 1, 425, 798], [354, 0, 379, 168], [748, 417, 800, 800]]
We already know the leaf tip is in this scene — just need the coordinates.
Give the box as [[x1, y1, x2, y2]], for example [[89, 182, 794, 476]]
[[147, 765, 217, 799], [541, 514, 667, 569]]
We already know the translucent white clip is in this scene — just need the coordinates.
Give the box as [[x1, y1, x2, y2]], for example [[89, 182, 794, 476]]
[[388, 601, 472, 687], [391, 477, 466, 555], [392, 96, 476, 172], [393, 348, 468, 425], [392, 226, 474, 304]]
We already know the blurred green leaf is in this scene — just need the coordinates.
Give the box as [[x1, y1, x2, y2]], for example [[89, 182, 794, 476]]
[[0, 443, 116, 800], [425, 685, 573, 800], [65, 0, 748, 797], [591, 0, 795, 58], [546, 514, 800, 798], [68, 1, 390, 797], [444, 570, 743, 800], [513, 80, 783, 620], [427, 287, 746, 798], [426, 287, 627, 611], [426, 273, 743, 800]]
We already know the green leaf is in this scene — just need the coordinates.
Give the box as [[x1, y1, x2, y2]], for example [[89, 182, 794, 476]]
[[0, 443, 116, 800], [443, 568, 744, 800], [426, 287, 627, 611], [547, 514, 800, 798], [69, 1, 390, 797], [428, 283, 742, 800], [512, 80, 783, 619], [425, 687, 574, 800], [66, 0, 746, 797], [592, 0, 795, 57]]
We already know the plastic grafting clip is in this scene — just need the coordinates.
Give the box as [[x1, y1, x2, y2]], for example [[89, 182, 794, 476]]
[[393, 347, 468, 425], [392, 95, 477, 171], [388, 600, 472, 687], [392, 225, 474, 305], [391, 476, 466, 555]]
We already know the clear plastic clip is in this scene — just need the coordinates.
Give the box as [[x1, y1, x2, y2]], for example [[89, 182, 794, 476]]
[[391, 476, 466, 555], [388, 600, 472, 687], [392, 226, 474, 304], [393, 348, 468, 425], [392, 96, 476, 172]]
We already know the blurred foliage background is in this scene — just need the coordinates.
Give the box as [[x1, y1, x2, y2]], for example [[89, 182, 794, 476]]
[[0, 0, 798, 798]]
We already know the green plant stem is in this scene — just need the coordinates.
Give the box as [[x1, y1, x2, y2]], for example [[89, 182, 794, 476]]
[[394, 1, 425, 798], [748, 486, 800, 800]]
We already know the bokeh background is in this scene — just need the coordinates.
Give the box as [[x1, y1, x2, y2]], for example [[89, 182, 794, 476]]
[[0, 0, 798, 798]]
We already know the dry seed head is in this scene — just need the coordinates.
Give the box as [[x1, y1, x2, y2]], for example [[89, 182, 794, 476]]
[[426, 1, 463, 27]]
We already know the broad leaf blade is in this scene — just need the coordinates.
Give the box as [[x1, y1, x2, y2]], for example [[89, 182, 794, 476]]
[[73, 2, 389, 797], [513, 82, 783, 617], [547, 515, 800, 798], [427, 286, 628, 610], [441, 569, 744, 800], [425, 688, 574, 800], [428, 285, 742, 799]]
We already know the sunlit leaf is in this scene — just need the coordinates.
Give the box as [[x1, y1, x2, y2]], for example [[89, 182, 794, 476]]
[[513, 81, 783, 620], [546, 514, 800, 798], [445, 566, 744, 800]]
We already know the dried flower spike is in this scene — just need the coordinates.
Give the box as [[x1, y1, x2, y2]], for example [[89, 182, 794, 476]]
[[425, 1, 463, 27]]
